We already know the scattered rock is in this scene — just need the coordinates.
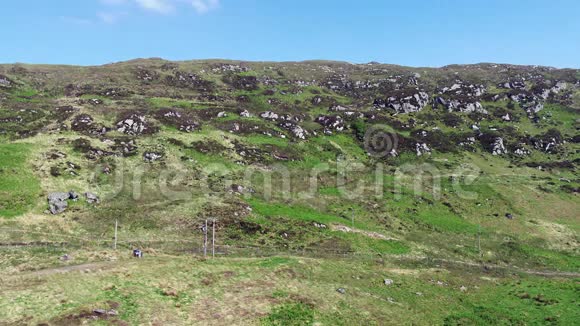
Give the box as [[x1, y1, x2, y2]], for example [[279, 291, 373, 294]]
[[0, 74, 12, 87], [491, 137, 508, 155], [68, 191, 79, 201], [60, 254, 71, 261], [384, 279, 394, 286], [336, 288, 346, 294], [116, 113, 156, 135], [47, 192, 76, 214], [85, 192, 100, 204], [315, 115, 345, 134], [143, 152, 164, 163], [278, 122, 307, 139], [71, 114, 108, 136], [415, 143, 431, 156], [375, 90, 430, 114], [165, 71, 214, 91]]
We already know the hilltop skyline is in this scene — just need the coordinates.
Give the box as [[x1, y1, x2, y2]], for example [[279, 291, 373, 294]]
[[1, 0, 579, 68]]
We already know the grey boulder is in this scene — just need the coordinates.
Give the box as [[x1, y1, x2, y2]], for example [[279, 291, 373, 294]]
[[85, 192, 100, 204], [47, 192, 70, 214]]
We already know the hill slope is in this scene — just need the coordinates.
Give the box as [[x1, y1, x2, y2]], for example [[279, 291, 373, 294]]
[[0, 59, 578, 324]]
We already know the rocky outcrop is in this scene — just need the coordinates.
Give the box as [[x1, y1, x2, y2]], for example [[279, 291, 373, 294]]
[[374, 90, 430, 114], [0, 74, 12, 87], [498, 80, 526, 90], [47, 192, 71, 215], [165, 71, 214, 91], [260, 111, 280, 121], [111, 138, 138, 157], [47, 191, 83, 214], [415, 143, 431, 156], [441, 82, 486, 97], [116, 113, 156, 135], [278, 121, 307, 139], [143, 152, 164, 162], [315, 115, 345, 134], [135, 68, 159, 82], [84, 192, 100, 204], [72, 114, 108, 136], [155, 109, 200, 133], [211, 63, 250, 73], [491, 137, 508, 155], [434, 97, 487, 114]]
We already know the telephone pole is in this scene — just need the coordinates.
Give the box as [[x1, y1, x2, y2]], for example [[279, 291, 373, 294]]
[[203, 219, 208, 257], [477, 224, 481, 256], [212, 219, 216, 258], [114, 219, 118, 250]]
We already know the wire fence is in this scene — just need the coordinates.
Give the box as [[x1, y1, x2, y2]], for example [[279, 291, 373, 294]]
[[0, 227, 370, 258], [1, 228, 579, 278]]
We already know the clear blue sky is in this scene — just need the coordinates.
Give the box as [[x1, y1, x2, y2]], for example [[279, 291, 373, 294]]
[[1, 0, 578, 67]]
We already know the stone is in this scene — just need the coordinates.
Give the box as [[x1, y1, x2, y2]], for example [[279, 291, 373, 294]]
[[336, 288, 346, 294], [315, 115, 345, 134], [85, 192, 100, 204], [260, 111, 279, 121], [143, 152, 163, 162], [384, 279, 394, 286], [116, 114, 150, 135], [47, 192, 70, 214], [0, 75, 12, 87], [68, 191, 79, 201], [415, 143, 431, 156], [380, 91, 430, 114], [491, 137, 508, 155]]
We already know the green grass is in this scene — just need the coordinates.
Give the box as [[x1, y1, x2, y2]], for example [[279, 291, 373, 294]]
[[263, 302, 315, 326], [244, 135, 290, 147], [444, 278, 580, 325], [10, 88, 39, 102], [318, 186, 342, 196], [0, 143, 41, 217], [415, 205, 479, 234], [247, 197, 349, 226]]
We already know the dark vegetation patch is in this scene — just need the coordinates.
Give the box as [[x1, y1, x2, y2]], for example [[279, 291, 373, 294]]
[[222, 74, 259, 91], [164, 71, 214, 92], [154, 108, 200, 132]]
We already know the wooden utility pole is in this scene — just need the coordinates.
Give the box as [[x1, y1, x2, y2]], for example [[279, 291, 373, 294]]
[[351, 208, 355, 229], [477, 224, 481, 256], [212, 219, 216, 258], [114, 219, 118, 250], [203, 219, 208, 257]]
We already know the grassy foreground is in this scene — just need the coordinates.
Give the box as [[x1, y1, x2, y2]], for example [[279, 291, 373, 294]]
[[0, 250, 578, 325]]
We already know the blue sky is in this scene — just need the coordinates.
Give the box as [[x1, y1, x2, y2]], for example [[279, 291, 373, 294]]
[[0, 0, 578, 67]]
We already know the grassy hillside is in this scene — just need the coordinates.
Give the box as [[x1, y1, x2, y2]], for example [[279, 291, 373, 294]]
[[0, 59, 578, 324]]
